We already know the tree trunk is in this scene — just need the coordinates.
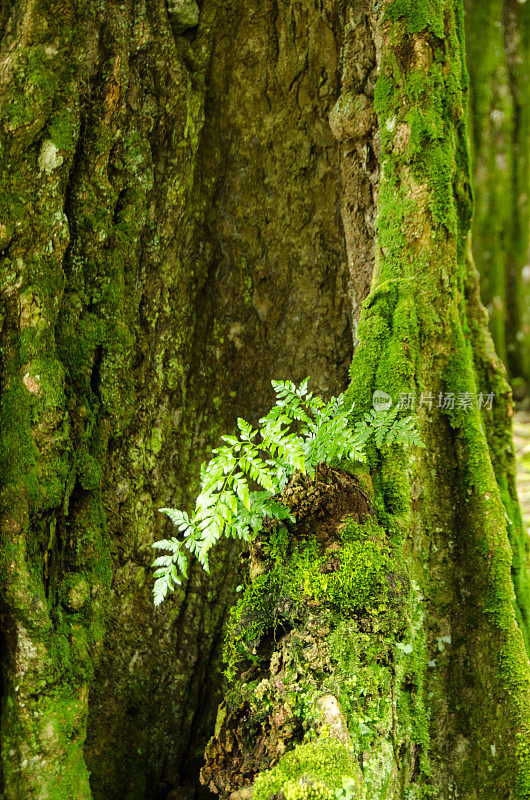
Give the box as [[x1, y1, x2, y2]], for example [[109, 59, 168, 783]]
[[0, 2, 364, 798], [2, 1, 530, 799], [201, 1, 530, 798], [465, 0, 530, 396]]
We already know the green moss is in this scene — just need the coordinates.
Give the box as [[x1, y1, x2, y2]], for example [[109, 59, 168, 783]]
[[224, 518, 396, 680], [48, 108, 76, 152], [424, 143, 457, 232], [76, 451, 103, 491], [253, 738, 362, 800], [385, 0, 444, 36], [374, 74, 395, 120], [341, 0, 530, 794], [59, 574, 91, 612], [325, 622, 393, 747]]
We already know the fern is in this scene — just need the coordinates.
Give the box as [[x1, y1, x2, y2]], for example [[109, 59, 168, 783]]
[[152, 380, 423, 605]]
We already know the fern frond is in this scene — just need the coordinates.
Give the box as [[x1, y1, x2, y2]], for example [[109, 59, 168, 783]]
[[385, 415, 424, 448], [152, 378, 423, 604]]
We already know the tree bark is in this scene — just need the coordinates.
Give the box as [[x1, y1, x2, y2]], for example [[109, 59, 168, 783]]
[[465, 0, 530, 396], [0, 2, 367, 798], [2, 1, 530, 799], [202, 1, 530, 798]]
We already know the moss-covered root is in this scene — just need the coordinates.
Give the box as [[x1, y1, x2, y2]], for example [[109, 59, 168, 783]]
[[464, 253, 530, 652], [345, 0, 530, 796]]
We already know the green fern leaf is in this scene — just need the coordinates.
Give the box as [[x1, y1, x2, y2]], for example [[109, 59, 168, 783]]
[[152, 378, 422, 604]]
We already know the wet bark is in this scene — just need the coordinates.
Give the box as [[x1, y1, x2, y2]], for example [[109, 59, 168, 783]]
[[0, 1, 377, 799]]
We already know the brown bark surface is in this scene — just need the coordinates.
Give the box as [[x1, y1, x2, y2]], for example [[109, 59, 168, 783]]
[[0, 1, 377, 797]]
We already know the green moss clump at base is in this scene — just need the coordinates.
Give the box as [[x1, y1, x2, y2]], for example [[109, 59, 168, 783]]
[[252, 738, 362, 800]]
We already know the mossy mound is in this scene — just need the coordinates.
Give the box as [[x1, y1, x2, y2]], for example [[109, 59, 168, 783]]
[[201, 468, 413, 797], [224, 503, 407, 680]]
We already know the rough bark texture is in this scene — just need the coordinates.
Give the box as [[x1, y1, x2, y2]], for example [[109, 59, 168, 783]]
[[2, 1, 529, 799], [349, 0, 530, 793], [465, 0, 530, 395], [0, 2, 378, 798], [202, 1, 530, 798]]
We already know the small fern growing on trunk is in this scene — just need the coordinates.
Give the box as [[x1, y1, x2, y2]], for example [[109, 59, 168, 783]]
[[152, 379, 423, 605]]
